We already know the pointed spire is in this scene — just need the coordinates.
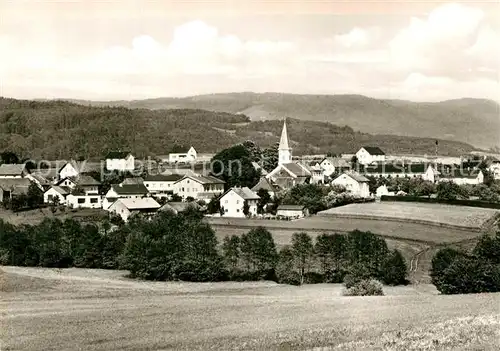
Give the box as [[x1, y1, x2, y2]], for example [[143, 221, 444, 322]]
[[279, 118, 290, 150]]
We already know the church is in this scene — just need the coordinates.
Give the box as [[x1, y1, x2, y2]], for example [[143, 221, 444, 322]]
[[265, 120, 312, 188]]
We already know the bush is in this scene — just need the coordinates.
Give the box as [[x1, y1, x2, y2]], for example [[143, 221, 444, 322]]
[[381, 249, 408, 285], [343, 279, 384, 296], [343, 263, 372, 288], [430, 247, 465, 287]]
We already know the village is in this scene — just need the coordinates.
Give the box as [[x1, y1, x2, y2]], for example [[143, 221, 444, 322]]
[[1, 120, 499, 223]]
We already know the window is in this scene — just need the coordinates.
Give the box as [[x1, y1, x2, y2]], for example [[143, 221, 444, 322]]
[[78, 198, 85, 204], [236, 200, 239, 204], [236, 209, 240, 213], [182, 187, 185, 191], [187, 180, 190, 183], [90, 198, 98, 204], [146, 184, 149, 187], [47, 195, 53, 201], [225, 208, 228, 212], [225, 200, 228, 204]]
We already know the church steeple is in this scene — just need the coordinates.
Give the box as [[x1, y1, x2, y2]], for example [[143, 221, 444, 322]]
[[278, 119, 292, 165]]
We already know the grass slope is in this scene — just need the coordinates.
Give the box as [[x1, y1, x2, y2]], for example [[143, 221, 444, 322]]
[[69, 92, 500, 150], [1, 97, 479, 160], [1, 267, 499, 351]]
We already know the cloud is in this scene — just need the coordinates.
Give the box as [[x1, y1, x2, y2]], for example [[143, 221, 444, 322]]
[[335, 27, 370, 48]]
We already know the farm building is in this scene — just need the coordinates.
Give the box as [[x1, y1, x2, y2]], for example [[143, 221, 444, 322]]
[[103, 183, 150, 209], [108, 197, 161, 222], [169, 146, 197, 163], [0, 178, 32, 202], [0, 164, 29, 179], [276, 204, 309, 219], [143, 174, 183, 197], [438, 168, 484, 185]]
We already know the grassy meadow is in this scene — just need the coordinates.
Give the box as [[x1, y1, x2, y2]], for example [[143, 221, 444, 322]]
[[1, 267, 499, 351]]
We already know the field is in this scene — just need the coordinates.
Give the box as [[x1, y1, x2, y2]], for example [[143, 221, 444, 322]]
[[207, 214, 492, 244], [318, 202, 500, 230], [0, 208, 109, 226], [1, 267, 499, 350]]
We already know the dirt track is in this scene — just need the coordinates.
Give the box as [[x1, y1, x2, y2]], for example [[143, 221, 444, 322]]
[[1, 267, 499, 350]]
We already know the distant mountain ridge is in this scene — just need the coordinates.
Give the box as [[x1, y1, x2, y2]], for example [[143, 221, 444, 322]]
[[63, 92, 500, 150], [0, 97, 479, 160]]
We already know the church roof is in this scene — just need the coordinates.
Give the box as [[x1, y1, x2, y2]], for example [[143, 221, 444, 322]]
[[279, 120, 290, 150]]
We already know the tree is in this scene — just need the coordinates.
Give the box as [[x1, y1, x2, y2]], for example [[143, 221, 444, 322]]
[[211, 143, 261, 189], [240, 227, 278, 274], [186, 196, 195, 202], [243, 200, 250, 217], [261, 142, 279, 173], [282, 184, 328, 214], [171, 193, 182, 202], [206, 196, 221, 214], [430, 247, 465, 287], [291, 232, 314, 285], [436, 181, 466, 200], [26, 183, 43, 209], [222, 235, 241, 272], [0, 151, 19, 164], [314, 233, 347, 282], [276, 246, 301, 285], [473, 233, 500, 264], [256, 189, 271, 214], [219, 205, 225, 217], [380, 249, 407, 285]]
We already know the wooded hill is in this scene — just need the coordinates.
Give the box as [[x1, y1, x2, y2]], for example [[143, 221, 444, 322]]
[[0, 97, 479, 160], [66, 92, 500, 150]]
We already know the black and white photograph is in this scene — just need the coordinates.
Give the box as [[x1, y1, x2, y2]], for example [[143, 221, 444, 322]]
[[1, 0, 500, 350]]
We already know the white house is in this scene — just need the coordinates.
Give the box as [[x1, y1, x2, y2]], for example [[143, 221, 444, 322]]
[[438, 169, 484, 185], [0, 164, 28, 178], [103, 183, 149, 209], [376, 185, 395, 198], [361, 163, 438, 182], [173, 175, 224, 202], [355, 147, 386, 165], [219, 187, 260, 218], [44, 186, 70, 205], [58, 161, 79, 180], [107, 198, 161, 222], [66, 194, 102, 209], [143, 174, 184, 198], [276, 205, 309, 219], [331, 172, 371, 198], [486, 157, 500, 180], [56, 175, 101, 195], [169, 147, 197, 164], [318, 157, 351, 177], [105, 151, 135, 172]]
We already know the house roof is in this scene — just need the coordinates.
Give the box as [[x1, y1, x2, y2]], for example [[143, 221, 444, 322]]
[[121, 177, 145, 185], [339, 171, 369, 183], [32, 168, 59, 180], [440, 168, 482, 179], [113, 198, 160, 210], [361, 146, 385, 156], [74, 175, 101, 186], [176, 175, 225, 185], [251, 177, 277, 193], [320, 157, 351, 168], [111, 183, 149, 195], [160, 202, 200, 213], [144, 174, 184, 182], [0, 178, 31, 192], [222, 187, 260, 200], [279, 120, 290, 150], [251, 161, 269, 175], [47, 185, 70, 196], [277, 204, 306, 211], [170, 146, 193, 154], [28, 173, 50, 186], [0, 164, 26, 176], [106, 151, 132, 159], [360, 163, 430, 174], [281, 163, 311, 177]]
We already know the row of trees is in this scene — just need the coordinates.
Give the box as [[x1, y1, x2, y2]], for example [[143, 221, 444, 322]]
[[431, 232, 500, 294], [0, 208, 407, 287]]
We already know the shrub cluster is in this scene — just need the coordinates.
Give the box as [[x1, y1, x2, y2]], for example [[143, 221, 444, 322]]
[[381, 195, 500, 209], [343, 279, 384, 296], [431, 232, 500, 294]]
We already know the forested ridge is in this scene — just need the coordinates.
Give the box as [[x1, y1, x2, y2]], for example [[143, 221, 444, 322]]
[[0, 97, 478, 160]]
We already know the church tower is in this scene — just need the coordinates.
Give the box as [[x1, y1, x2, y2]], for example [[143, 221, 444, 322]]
[[278, 119, 292, 165]]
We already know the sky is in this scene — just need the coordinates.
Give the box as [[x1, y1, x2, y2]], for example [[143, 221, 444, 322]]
[[0, 0, 499, 102]]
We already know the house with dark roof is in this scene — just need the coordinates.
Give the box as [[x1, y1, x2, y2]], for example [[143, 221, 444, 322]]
[[331, 172, 371, 198], [43, 185, 70, 205], [58, 160, 103, 181], [219, 187, 260, 217], [143, 173, 184, 197], [103, 183, 150, 209], [438, 167, 484, 185], [56, 175, 101, 195], [105, 151, 135, 172], [173, 174, 224, 202], [169, 146, 197, 164], [251, 176, 279, 199], [0, 164, 29, 178], [318, 157, 351, 176], [355, 146, 386, 165]]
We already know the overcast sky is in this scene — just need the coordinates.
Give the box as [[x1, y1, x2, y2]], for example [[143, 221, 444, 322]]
[[0, 0, 499, 102]]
